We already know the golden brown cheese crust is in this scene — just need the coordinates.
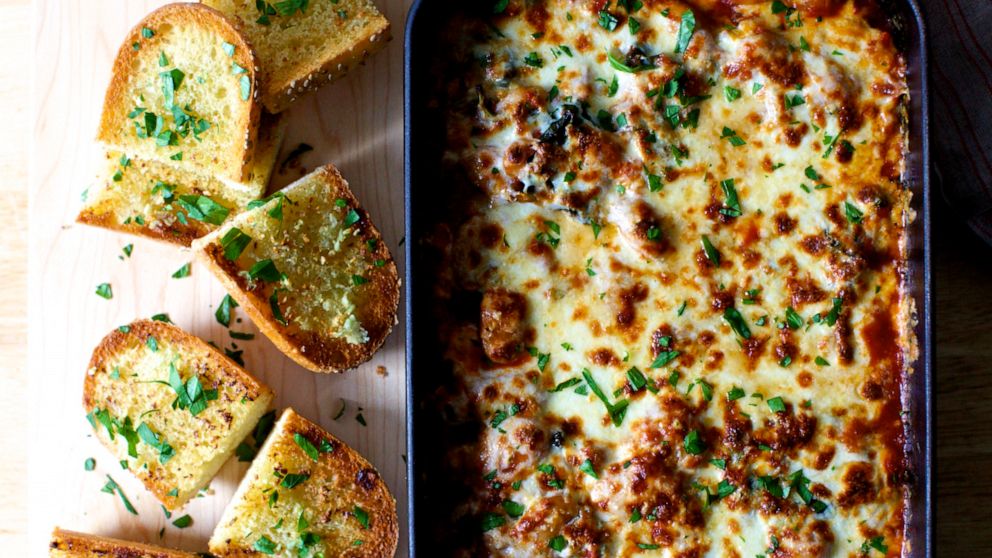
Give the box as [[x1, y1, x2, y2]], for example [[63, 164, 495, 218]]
[[423, 0, 914, 556]]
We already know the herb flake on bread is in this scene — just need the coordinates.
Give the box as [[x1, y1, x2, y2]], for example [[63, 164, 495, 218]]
[[192, 164, 399, 373], [208, 408, 398, 557], [97, 3, 262, 182], [79, 113, 286, 246], [83, 319, 274, 510]]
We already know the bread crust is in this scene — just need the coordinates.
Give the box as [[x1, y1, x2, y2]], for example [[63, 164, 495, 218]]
[[96, 3, 262, 181], [193, 164, 400, 373], [49, 528, 199, 557], [82, 319, 274, 509], [208, 408, 399, 558]]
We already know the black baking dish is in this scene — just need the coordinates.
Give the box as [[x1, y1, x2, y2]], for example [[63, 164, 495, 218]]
[[404, 1, 932, 555]]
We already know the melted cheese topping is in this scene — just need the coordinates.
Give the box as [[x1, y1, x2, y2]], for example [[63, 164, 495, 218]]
[[426, 1, 913, 556]]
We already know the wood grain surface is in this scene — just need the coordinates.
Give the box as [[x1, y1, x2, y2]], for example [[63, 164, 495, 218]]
[[28, 0, 411, 556], [2, 0, 31, 555], [15, 1, 992, 557], [932, 203, 992, 555]]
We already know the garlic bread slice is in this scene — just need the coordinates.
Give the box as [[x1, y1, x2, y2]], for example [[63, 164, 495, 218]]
[[49, 528, 199, 558], [83, 320, 274, 510], [79, 112, 286, 247], [97, 3, 262, 181], [209, 408, 398, 557], [201, 0, 391, 113], [192, 164, 399, 373]]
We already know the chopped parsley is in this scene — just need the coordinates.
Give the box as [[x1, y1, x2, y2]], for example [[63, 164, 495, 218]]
[[757, 475, 784, 498], [862, 536, 888, 554], [253, 536, 276, 554], [785, 93, 806, 108], [550, 377, 582, 392], [598, 11, 619, 31], [723, 307, 751, 339], [248, 259, 284, 282], [523, 52, 544, 68], [240, 75, 251, 101], [683, 429, 705, 455], [626, 366, 658, 393], [279, 472, 310, 489], [353, 505, 370, 529], [674, 9, 696, 54], [177, 195, 229, 225], [719, 178, 742, 217], [137, 422, 174, 464], [102, 475, 137, 515], [767, 396, 786, 413], [220, 227, 252, 261], [650, 349, 680, 368], [582, 368, 628, 426], [481, 512, 505, 532], [844, 201, 864, 224], [607, 50, 650, 73], [171, 263, 191, 279], [785, 306, 803, 329], [166, 363, 218, 416], [502, 499, 525, 517], [721, 126, 746, 146], [95, 283, 113, 299], [701, 235, 721, 266], [215, 294, 238, 327], [579, 459, 598, 479]]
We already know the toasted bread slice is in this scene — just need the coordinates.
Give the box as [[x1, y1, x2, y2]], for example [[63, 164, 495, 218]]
[[83, 320, 274, 510], [49, 528, 199, 558], [192, 164, 399, 373], [79, 113, 286, 247], [209, 408, 398, 557], [200, 0, 391, 113], [97, 3, 262, 182]]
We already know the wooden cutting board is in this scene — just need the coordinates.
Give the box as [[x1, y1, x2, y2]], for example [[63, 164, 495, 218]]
[[29, 1, 412, 555]]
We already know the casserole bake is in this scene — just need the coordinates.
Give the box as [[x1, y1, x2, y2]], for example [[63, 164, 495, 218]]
[[406, 0, 931, 555]]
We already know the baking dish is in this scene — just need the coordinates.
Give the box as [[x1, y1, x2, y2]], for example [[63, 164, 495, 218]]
[[404, 1, 931, 554]]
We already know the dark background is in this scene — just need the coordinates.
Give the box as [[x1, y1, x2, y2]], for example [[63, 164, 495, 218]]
[[934, 199, 992, 553]]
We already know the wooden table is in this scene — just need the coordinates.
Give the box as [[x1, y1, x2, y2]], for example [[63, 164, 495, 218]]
[[932, 202, 992, 554], [27, 0, 412, 555], [13, 1, 992, 556]]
